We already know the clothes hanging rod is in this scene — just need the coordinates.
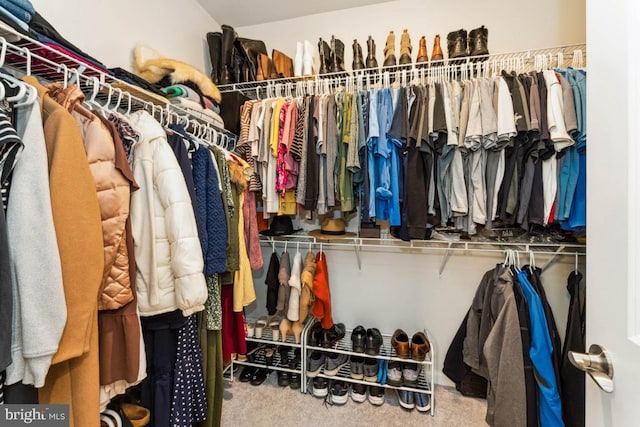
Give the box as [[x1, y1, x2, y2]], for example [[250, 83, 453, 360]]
[[217, 43, 586, 96], [0, 23, 238, 142]]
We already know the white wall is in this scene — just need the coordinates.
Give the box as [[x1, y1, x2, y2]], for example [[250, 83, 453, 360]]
[[30, 0, 220, 74], [236, 0, 585, 71]]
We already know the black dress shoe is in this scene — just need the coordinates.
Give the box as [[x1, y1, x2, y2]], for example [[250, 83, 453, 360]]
[[250, 368, 269, 386], [307, 322, 323, 346], [239, 366, 256, 382], [322, 323, 346, 348], [351, 325, 366, 353], [365, 328, 383, 355]]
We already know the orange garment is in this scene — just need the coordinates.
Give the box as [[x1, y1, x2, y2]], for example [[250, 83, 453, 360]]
[[311, 252, 333, 329]]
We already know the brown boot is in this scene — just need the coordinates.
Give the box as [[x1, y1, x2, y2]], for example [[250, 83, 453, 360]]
[[352, 39, 365, 70], [383, 30, 396, 67], [431, 34, 444, 61], [416, 36, 429, 64], [447, 29, 468, 59], [399, 29, 412, 65], [366, 35, 378, 69], [469, 25, 489, 56]]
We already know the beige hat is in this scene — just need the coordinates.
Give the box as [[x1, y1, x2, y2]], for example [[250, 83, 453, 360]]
[[309, 218, 357, 241]]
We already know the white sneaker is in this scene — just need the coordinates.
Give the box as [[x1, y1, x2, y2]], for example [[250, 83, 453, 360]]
[[350, 383, 367, 403], [294, 41, 303, 77], [368, 386, 385, 406], [303, 40, 315, 75], [414, 391, 431, 412]]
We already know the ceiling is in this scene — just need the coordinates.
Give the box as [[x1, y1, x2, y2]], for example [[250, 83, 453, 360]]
[[197, 0, 395, 27]]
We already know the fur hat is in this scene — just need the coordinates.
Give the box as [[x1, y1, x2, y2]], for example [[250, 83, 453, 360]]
[[133, 46, 221, 103]]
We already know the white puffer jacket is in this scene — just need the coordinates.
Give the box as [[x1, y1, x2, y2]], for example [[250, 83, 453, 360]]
[[128, 111, 206, 317]]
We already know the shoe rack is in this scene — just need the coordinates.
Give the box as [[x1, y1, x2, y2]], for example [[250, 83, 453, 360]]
[[303, 319, 436, 416], [231, 317, 314, 392]]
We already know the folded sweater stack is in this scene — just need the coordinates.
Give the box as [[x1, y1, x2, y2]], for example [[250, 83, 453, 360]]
[[162, 84, 224, 129]]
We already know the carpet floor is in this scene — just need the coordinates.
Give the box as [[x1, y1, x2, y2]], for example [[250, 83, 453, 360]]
[[221, 369, 488, 426]]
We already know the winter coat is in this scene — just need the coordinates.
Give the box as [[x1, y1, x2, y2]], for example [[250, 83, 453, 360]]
[[128, 110, 207, 317]]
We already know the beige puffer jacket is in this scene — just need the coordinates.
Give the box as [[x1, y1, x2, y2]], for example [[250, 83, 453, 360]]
[[47, 84, 134, 310]]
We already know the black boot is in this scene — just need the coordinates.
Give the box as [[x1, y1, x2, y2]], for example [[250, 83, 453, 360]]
[[318, 38, 331, 74], [206, 32, 222, 84], [366, 36, 378, 69], [220, 24, 237, 84], [330, 36, 346, 73], [469, 25, 489, 56], [447, 29, 468, 59], [352, 39, 365, 71], [322, 323, 346, 348]]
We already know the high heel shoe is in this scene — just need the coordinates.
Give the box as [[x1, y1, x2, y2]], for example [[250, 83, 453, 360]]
[[292, 320, 304, 344], [279, 318, 292, 343]]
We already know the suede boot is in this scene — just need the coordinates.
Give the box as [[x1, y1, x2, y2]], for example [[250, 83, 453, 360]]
[[416, 36, 429, 65], [330, 36, 346, 73], [383, 30, 397, 67], [431, 34, 444, 61], [469, 25, 489, 56], [399, 29, 412, 65], [366, 35, 379, 69], [220, 24, 236, 84], [352, 39, 365, 71], [318, 38, 331, 74], [206, 32, 222, 84], [447, 29, 468, 59]]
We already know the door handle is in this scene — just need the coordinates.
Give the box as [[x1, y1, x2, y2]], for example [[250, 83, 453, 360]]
[[568, 344, 614, 393]]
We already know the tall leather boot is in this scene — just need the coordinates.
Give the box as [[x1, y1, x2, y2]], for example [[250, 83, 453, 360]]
[[366, 36, 378, 69], [431, 34, 444, 61], [399, 29, 412, 65], [416, 35, 429, 65], [352, 39, 365, 71], [447, 29, 468, 59], [220, 24, 236, 84], [303, 40, 315, 76], [383, 30, 396, 67], [330, 36, 346, 73], [318, 38, 331, 74], [206, 32, 221, 84], [469, 25, 489, 56], [294, 41, 303, 77]]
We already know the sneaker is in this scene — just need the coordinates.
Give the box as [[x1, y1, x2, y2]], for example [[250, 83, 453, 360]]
[[329, 380, 349, 405], [368, 385, 385, 406], [325, 353, 349, 376], [312, 377, 329, 398], [350, 356, 365, 380], [387, 361, 403, 386], [402, 363, 421, 387], [277, 370, 290, 387], [307, 351, 326, 378], [396, 389, 415, 410], [363, 358, 379, 382], [350, 383, 367, 403], [414, 391, 431, 412]]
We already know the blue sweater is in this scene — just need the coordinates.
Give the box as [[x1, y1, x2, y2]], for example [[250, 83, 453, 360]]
[[192, 145, 227, 274]]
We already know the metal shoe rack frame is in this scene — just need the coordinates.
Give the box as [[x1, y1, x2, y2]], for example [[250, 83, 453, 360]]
[[216, 43, 586, 99], [0, 23, 238, 145]]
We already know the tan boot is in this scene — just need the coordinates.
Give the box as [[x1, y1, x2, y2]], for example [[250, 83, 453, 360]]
[[399, 29, 412, 65], [416, 36, 429, 64], [431, 34, 444, 61], [383, 30, 396, 67], [279, 318, 292, 343]]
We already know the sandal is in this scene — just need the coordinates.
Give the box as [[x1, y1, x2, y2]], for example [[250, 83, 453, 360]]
[[264, 346, 276, 367], [255, 316, 268, 339], [246, 321, 256, 338], [268, 316, 281, 341]]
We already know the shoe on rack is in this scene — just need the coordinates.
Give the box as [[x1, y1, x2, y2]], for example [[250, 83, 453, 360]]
[[391, 329, 410, 359], [277, 370, 290, 387], [386, 360, 403, 386], [414, 391, 431, 412], [264, 346, 277, 366], [239, 366, 257, 383], [250, 368, 269, 386], [330, 36, 346, 73], [312, 377, 330, 398], [318, 38, 331, 75], [368, 386, 385, 406], [289, 349, 302, 389], [278, 346, 290, 366], [322, 323, 346, 348], [303, 40, 315, 75], [376, 359, 387, 384], [289, 371, 301, 390], [365, 35, 379, 69], [398, 29, 412, 65], [294, 41, 303, 77], [351, 325, 366, 353], [307, 322, 323, 347], [416, 36, 429, 65], [352, 39, 365, 71], [363, 358, 379, 382], [350, 383, 367, 403], [431, 34, 444, 61], [307, 350, 326, 378], [469, 25, 489, 56], [350, 355, 365, 380], [396, 389, 415, 410], [402, 363, 421, 387], [325, 352, 349, 377], [447, 29, 468, 59], [383, 30, 397, 67], [329, 380, 349, 405], [365, 328, 383, 355], [411, 332, 431, 362]]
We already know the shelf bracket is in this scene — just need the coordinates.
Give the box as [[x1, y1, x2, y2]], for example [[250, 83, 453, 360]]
[[542, 245, 566, 272], [354, 242, 362, 271], [439, 242, 453, 277]]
